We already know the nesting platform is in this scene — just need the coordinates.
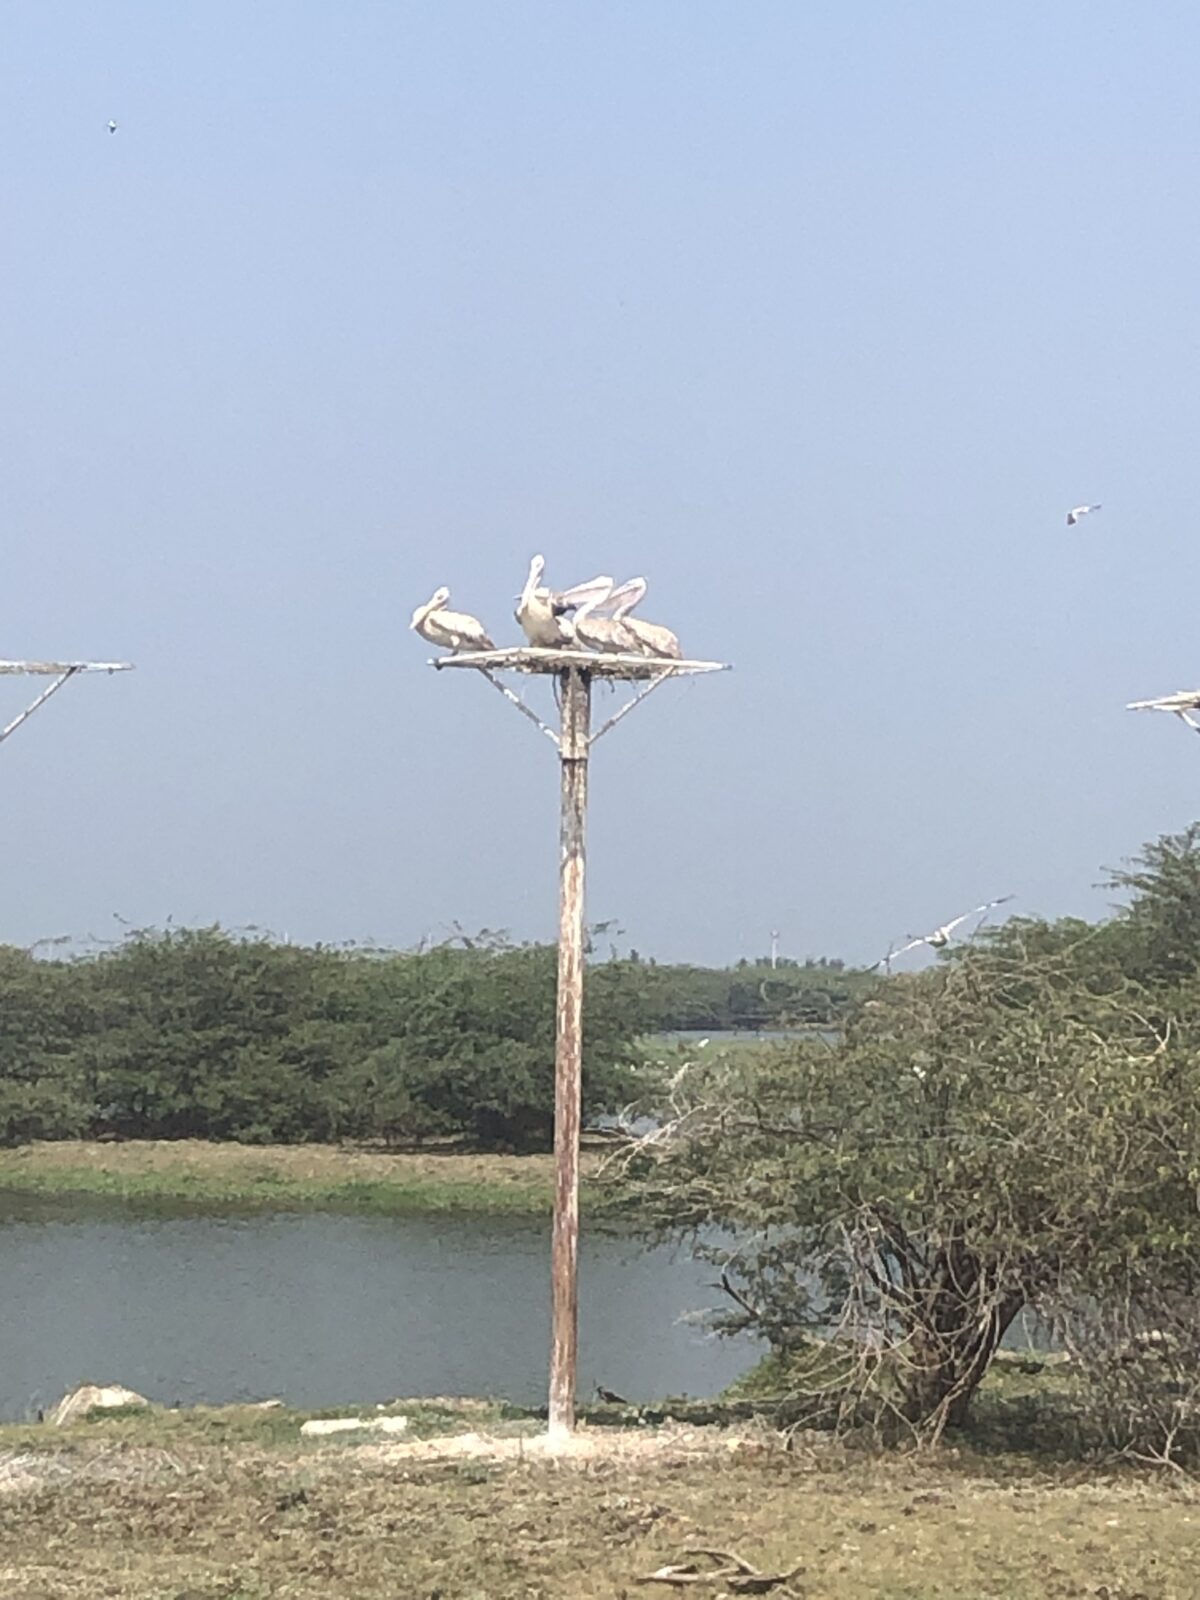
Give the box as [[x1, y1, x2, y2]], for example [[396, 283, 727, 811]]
[[1127, 689, 1200, 737], [0, 660, 133, 675], [430, 646, 728, 681], [1127, 690, 1200, 714], [0, 659, 133, 746]]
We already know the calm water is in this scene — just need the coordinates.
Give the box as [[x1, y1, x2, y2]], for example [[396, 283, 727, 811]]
[[0, 1201, 758, 1422]]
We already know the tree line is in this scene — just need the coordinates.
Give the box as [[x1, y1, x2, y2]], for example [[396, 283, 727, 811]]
[[631, 954, 876, 1030], [0, 933, 642, 1151], [0, 931, 868, 1152]]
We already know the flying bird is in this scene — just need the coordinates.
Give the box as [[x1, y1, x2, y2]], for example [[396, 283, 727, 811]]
[[106, 120, 118, 134], [1066, 504, 1101, 526], [409, 586, 494, 652], [873, 896, 1014, 971]]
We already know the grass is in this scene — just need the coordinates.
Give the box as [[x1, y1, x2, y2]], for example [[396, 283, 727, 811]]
[[0, 1394, 1193, 1598], [726, 1347, 1093, 1459], [0, 1139, 608, 1217]]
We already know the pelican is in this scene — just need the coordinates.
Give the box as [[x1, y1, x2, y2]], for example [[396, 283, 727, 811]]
[[570, 587, 640, 654], [410, 586, 495, 652], [1066, 503, 1101, 526], [603, 576, 683, 660], [872, 895, 1014, 971], [515, 555, 612, 648], [106, 120, 118, 134]]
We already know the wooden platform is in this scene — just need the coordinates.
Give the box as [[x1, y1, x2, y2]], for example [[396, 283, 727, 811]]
[[0, 660, 133, 675], [1127, 690, 1200, 713], [430, 646, 728, 681]]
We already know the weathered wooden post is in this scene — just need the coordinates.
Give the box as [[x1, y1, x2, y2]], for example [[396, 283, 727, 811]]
[[429, 637, 727, 1439], [548, 665, 590, 1437]]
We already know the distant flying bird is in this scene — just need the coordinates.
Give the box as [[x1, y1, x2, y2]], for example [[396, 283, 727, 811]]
[[106, 120, 118, 134], [873, 896, 1014, 971], [1066, 504, 1101, 526], [409, 586, 495, 652]]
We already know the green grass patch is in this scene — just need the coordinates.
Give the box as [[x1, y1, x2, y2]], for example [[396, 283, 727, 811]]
[[0, 1140, 580, 1217]]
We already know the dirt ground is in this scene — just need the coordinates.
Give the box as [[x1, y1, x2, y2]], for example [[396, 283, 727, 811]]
[[0, 1404, 1193, 1599]]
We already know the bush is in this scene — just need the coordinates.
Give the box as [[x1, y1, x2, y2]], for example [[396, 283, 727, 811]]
[[0, 927, 652, 1152]]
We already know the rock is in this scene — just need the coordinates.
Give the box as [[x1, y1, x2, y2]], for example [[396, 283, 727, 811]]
[[300, 1415, 409, 1437], [48, 1384, 150, 1427]]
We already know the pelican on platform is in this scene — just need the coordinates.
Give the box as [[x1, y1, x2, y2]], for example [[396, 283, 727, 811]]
[[570, 587, 639, 653], [410, 587, 495, 652], [603, 576, 683, 660], [515, 555, 613, 647]]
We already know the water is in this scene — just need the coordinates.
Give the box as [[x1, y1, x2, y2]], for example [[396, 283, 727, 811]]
[[656, 1028, 840, 1047], [0, 1200, 758, 1422]]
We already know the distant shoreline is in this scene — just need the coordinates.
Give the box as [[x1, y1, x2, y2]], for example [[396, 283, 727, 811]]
[[0, 1139, 598, 1217]]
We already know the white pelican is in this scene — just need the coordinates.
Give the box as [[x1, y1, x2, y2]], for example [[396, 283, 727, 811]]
[[410, 586, 495, 652], [107, 120, 118, 134], [570, 588, 639, 654], [603, 576, 682, 660], [515, 556, 612, 648], [872, 895, 1013, 971], [1066, 504, 1101, 526]]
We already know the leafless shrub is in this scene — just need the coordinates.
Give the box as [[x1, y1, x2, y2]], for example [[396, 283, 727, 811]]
[[1054, 1280, 1200, 1472]]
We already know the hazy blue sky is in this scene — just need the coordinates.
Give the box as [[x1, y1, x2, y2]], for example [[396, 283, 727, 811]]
[[3, 2, 1199, 967]]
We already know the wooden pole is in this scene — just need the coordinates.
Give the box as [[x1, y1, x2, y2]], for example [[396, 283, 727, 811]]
[[548, 665, 591, 1440]]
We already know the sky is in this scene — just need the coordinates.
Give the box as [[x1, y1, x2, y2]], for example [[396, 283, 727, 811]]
[[3, 1, 1200, 968]]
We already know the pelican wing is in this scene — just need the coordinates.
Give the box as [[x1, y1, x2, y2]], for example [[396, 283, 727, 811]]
[[622, 616, 681, 658], [966, 894, 1014, 919], [938, 896, 1015, 939], [603, 576, 648, 617], [555, 575, 615, 611], [575, 614, 638, 653], [422, 606, 495, 651]]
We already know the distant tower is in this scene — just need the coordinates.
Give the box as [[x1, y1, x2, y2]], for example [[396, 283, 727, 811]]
[[770, 929, 780, 969]]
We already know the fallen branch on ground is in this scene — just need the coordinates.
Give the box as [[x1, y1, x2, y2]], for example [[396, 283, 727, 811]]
[[636, 1546, 803, 1591]]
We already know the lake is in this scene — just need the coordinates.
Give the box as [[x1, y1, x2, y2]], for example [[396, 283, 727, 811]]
[[0, 1200, 759, 1422]]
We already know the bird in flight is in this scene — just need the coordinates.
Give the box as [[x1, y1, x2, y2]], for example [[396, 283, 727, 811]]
[[873, 896, 1014, 971], [1066, 503, 1101, 526], [106, 120, 118, 134]]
